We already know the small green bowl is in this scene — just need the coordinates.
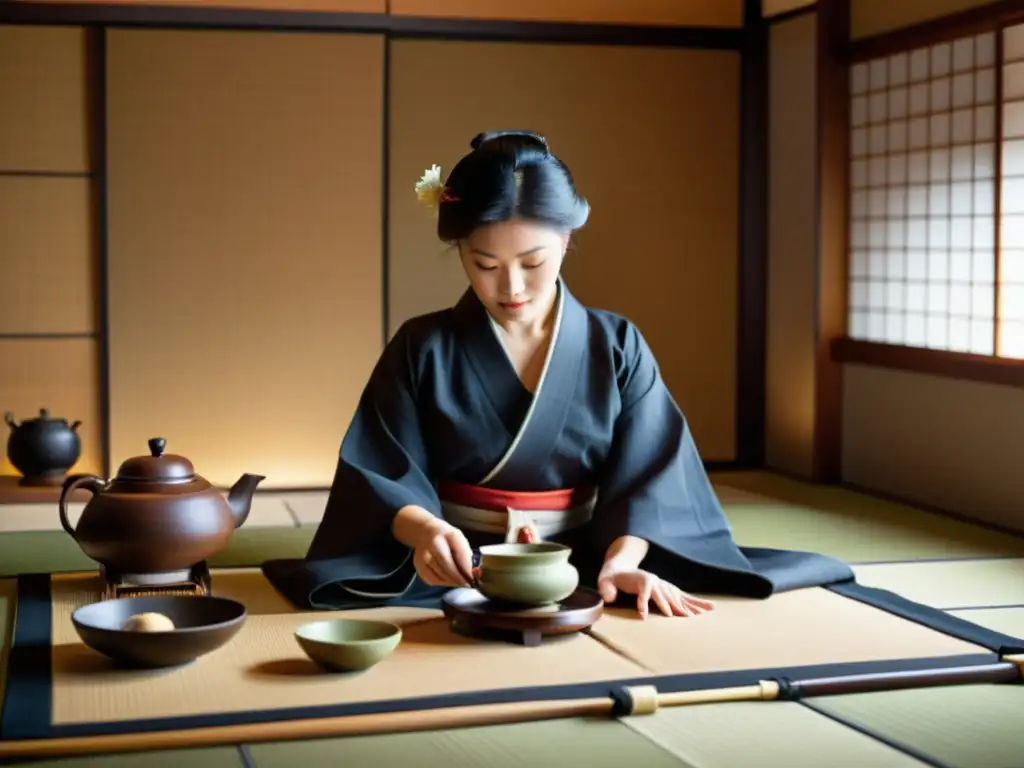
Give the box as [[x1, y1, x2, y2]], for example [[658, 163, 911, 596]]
[[294, 618, 402, 672]]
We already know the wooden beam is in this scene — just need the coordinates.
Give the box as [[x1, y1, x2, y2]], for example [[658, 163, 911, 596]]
[[737, 0, 769, 468], [812, 0, 849, 482]]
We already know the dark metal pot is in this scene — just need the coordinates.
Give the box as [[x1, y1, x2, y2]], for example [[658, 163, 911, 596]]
[[5, 408, 82, 486]]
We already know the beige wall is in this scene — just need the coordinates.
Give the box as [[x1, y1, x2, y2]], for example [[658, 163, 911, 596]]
[[842, 366, 1024, 531], [766, 12, 819, 477]]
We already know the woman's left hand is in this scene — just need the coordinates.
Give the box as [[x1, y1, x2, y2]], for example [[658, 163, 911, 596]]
[[597, 566, 715, 619]]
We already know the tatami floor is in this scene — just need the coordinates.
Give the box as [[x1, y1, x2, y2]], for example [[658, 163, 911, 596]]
[[1, 470, 1022, 767]]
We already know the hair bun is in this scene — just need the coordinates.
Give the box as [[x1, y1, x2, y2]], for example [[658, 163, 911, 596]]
[[434, 128, 586, 243], [470, 130, 548, 152]]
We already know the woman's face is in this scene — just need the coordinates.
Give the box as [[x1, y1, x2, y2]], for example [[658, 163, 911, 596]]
[[459, 219, 568, 326]]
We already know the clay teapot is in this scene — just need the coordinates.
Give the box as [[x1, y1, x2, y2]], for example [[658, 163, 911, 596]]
[[5, 409, 82, 486], [58, 437, 265, 576]]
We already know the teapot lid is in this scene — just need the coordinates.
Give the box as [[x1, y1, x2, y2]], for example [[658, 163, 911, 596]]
[[26, 409, 64, 423], [115, 438, 196, 483]]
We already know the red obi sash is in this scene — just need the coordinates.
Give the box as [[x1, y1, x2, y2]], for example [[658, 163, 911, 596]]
[[436, 480, 596, 512]]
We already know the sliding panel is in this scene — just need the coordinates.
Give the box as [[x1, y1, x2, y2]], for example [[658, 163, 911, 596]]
[[0, 26, 89, 173], [0, 25, 99, 485], [389, 40, 739, 461], [106, 29, 384, 489], [0, 177, 96, 336], [0, 340, 103, 477], [765, 12, 818, 476], [390, 0, 743, 28]]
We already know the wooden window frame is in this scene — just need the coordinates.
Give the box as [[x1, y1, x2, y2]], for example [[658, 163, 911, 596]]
[[833, 0, 1024, 387]]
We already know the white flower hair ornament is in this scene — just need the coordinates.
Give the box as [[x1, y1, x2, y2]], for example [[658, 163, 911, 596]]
[[415, 164, 460, 214]]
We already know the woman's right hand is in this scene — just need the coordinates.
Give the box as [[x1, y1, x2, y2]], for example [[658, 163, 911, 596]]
[[412, 517, 476, 587]]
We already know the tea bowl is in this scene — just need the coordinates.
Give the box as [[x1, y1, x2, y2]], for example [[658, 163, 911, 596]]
[[295, 618, 402, 672], [71, 595, 247, 668], [475, 542, 579, 607]]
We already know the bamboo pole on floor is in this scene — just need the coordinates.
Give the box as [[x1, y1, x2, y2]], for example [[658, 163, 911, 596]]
[[1, 656, 1020, 761]]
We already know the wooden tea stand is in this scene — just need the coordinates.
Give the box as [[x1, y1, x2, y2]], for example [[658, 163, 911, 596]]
[[442, 587, 604, 646]]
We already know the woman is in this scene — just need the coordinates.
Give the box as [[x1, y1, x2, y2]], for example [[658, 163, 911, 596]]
[[263, 131, 853, 618]]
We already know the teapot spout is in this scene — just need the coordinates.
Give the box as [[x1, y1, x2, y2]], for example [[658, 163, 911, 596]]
[[226, 473, 266, 529]]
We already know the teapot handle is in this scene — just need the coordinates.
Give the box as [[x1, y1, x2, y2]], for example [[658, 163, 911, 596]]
[[59, 474, 106, 539]]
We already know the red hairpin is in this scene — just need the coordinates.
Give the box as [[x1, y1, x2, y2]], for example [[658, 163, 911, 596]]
[[439, 188, 460, 204]]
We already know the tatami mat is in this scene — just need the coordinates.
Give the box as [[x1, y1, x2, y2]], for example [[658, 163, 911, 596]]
[[0, 527, 317, 578], [853, 559, 1024, 609], [0, 494, 294, 533], [586, 588, 984, 676], [717, 472, 1024, 563], [623, 701, 923, 768], [726, 502, 1024, 563], [248, 718, 688, 767], [811, 684, 1024, 768]]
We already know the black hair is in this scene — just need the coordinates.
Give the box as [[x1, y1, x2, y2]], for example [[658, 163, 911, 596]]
[[436, 130, 590, 244]]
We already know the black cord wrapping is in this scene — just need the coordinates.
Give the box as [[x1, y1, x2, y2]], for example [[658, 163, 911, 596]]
[[609, 687, 635, 716], [770, 677, 802, 700]]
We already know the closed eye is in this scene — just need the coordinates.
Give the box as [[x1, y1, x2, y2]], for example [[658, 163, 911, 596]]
[[475, 261, 545, 271]]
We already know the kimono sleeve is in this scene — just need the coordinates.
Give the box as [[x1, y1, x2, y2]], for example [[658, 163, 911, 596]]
[[583, 324, 772, 596]]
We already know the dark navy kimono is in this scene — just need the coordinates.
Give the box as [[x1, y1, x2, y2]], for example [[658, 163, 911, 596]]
[[262, 280, 854, 609]]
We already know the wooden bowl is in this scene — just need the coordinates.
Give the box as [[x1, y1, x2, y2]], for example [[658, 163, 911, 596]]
[[294, 618, 402, 672], [71, 595, 247, 668]]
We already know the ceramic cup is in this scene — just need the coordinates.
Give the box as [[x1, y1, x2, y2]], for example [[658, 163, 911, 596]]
[[475, 542, 579, 607], [294, 618, 402, 672]]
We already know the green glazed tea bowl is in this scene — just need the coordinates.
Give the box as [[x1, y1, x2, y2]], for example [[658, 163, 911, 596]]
[[475, 542, 579, 607], [294, 618, 402, 672]]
